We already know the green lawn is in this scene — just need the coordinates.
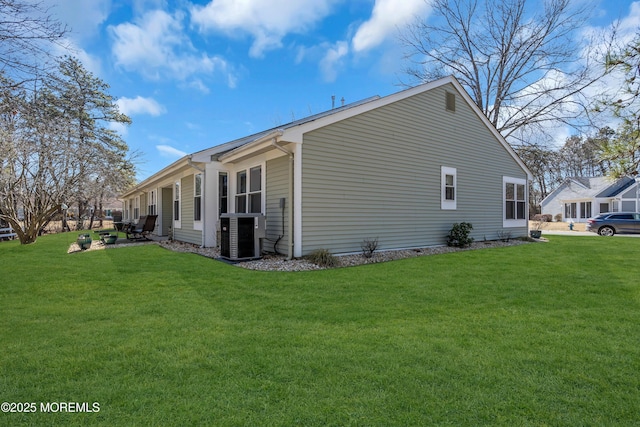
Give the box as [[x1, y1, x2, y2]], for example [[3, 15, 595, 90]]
[[1, 233, 639, 426]]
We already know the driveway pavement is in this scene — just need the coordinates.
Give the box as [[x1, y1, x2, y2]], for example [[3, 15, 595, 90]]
[[543, 230, 640, 237], [542, 230, 593, 236]]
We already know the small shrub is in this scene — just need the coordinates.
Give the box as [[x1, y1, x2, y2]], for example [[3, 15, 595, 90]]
[[532, 214, 552, 222], [554, 213, 562, 222], [306, 248, 339, 268], [447, 222, 474, 248], [497, 229, 512, 242], [361, 237, 379, 258]]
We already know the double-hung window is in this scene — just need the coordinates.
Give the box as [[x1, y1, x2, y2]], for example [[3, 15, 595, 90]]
[[174, 181, 181, 228], [235, 165, 262, 213], [236, 170, 247, 213], [219, 172, 228, 217], [441, 166, 457, 210], [248, 166, 262, 213], [148, 190, 157, 215], [133, 196, 140, 220], [194, 174, 202, 222], [504, 177, 527, 227], [580, 201, 591, 219]]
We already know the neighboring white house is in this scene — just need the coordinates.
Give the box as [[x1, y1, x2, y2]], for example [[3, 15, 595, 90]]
[[541, 176, 639, 223], [120, 76, 532, 257]]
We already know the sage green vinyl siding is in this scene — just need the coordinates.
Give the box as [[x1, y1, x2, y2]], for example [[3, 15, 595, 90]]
[[301, 84, 527, 255], [173, 174, 201, 245], [265, 156, 290, 254]]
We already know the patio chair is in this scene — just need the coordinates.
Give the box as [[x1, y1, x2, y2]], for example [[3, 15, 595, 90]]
[[125, 215, 157, 240]]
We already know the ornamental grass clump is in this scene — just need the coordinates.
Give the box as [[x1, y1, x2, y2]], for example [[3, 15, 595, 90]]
[[306, 248, 339, 268]]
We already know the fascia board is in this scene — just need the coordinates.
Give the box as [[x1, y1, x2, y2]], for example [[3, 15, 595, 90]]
[[218, 130, 284, 163], [119, 156, 190, 198]]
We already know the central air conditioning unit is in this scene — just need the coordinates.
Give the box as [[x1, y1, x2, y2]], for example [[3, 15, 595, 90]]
[[220, 213, 266, 261]]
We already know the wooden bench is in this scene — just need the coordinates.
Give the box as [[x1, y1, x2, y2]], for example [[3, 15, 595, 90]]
[[124, 215, 157, 240], [0, 227, 17, 241]]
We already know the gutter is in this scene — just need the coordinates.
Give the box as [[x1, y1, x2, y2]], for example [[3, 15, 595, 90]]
[[218, 129, 284, 163], [271, 138, 294, 260], [188, 155, 207, 248]]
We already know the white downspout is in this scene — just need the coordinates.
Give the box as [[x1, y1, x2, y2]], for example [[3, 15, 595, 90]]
[[188, 155, 206, 248], [271, 138, 294, 260]]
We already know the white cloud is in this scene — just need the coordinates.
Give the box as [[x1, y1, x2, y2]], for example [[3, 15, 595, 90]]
[[116, 96, 166, 116], [190, 0, 337, 58], [109, 10, 237, 87], [616, 1, 640, 36], [45, 0, 111, 39], [186, 78, 210, 94], [352, 0, 430, 52], [320, 41, 349, 82], [157, 145, 188, 158]]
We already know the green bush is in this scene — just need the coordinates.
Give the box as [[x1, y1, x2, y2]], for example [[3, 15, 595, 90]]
[[447, 222, 474, 248], [306, 248, 339, 268]]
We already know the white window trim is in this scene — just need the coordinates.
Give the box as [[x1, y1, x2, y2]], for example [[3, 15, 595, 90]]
[[503, 176, 527, 228], [233, 163, 264, 214], [441, 166, 457, 210], [194, 173, 203, 231], [148, 189, 157, 215], [174, 180, 181, 229]]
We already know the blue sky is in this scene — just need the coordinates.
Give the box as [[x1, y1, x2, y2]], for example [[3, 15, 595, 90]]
[[44, 0, 640, 181]]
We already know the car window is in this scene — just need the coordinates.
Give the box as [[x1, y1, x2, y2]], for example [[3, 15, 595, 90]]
[[611, 214, 634, 220]]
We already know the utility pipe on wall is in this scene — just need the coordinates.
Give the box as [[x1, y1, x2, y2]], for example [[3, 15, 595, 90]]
[[271, 138, 294, 260]]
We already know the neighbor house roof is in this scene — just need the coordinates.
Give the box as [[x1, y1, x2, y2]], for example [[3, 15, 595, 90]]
[[595, 176, 635, 197], [541, 176, 635, 205]]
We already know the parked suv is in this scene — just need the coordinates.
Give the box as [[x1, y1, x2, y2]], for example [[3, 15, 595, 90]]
[[586, 212, 640, 236]]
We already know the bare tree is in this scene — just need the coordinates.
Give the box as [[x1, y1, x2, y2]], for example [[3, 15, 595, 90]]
[[516, 144, 562, 212], [0, 58, 134, 244], [400, 0, 614, 145], [0, 73, 77, 243], [0, 0, 69, 85], [516, 127, 613, 213], [558, 130, 611, 178]]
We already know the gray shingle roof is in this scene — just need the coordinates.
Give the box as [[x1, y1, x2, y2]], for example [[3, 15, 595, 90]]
[[595, 176, 635, 197], [195, 95, 381, 160]]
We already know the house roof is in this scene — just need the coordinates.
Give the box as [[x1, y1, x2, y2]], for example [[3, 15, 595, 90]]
[[595, 176, 635, 197], [191, 95, 381, 161], [214, 76, 532, 176], [122, 75, 532, 198], [541, 176, 635, 205], [119, 95, 383, 198]]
